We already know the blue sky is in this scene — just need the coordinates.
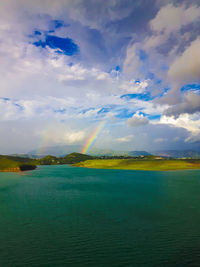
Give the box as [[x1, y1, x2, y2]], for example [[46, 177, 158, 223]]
[[0, 0, 200, 153]]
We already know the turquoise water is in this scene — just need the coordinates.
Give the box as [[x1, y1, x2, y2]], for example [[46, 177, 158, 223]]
[[0, 165, 200, 266]]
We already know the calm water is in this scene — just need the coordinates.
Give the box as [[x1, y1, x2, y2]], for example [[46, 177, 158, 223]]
[[0, 165, 200, 266]]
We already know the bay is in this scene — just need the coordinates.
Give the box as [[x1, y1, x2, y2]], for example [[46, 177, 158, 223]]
[[0, 165, 200, 266]]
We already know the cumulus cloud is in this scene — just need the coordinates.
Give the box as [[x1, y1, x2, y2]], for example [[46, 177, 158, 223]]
[[0, 0, 200, 153], [168, 38, 200, 84], [120, 79, 148, 93], [164, 92, 200, 116], [150, 4, 200, 35], [127, 112, 149, 127], [158, 38, 200, 110], [123, 44, 139, 74], [156, 114, 200, 143]]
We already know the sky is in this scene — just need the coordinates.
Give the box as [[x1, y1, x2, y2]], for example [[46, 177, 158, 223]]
[[0, 0, 200, 154]]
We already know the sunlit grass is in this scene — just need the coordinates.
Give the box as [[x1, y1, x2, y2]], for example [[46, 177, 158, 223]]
[[74, 159, 200, 171]]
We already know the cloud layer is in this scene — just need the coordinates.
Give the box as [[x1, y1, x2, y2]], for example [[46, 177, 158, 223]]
[[0, 0, 200, 153]]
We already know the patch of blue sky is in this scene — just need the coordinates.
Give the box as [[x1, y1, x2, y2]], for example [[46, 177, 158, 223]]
[[139, 49, 147, 61], [158, 87, 170, 97], [48, 20, 67, 33], [53, 108, 67, 113], [53, 20, 65, 29], [33, 35, 79, 56], [107, 66, 121, 74], [115, 65, 121, 71], [115, 108, 135, 119], [97, 107, 112, 114], [148, 114, 161, 120], [1, 98, 23, 110], [81, 107, 96, 114], [120, 92, 153, 101], [181, 83, 200, 93], [2, 97, 10, 101], [156, 79, 162, 84], [146, 72, 155, 80], [34, 30, 41, 35], [14, 103, 24, 110]]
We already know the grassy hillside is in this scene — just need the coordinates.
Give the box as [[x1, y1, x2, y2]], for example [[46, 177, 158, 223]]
[[39, 155, 59, 165], [0, 152, 93, 171], [38, 152, 93, 165], [74, 159, 200, 171], [0, 155, 37, 171], [60, 152, 93, 164]]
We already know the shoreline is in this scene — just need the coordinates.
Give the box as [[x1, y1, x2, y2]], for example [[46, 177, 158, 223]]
[[74, 165, 200, 171], [0, 165, 37, 173], [0, 167, 21, 172], [73, 159, 200, 171]]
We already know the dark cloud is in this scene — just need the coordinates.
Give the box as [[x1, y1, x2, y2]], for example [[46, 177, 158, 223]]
[[164, 92, 200, 117]]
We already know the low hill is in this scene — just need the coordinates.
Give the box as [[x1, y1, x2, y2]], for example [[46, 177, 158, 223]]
[[39, 155, 59, 165], [38, 152, 93, 165], [0, 155, 37, 172], [29, 145, 81, 157], [61, 152, 93, 164]]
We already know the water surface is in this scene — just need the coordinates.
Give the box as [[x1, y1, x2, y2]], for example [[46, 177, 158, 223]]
[[0, 165, 200, 266]]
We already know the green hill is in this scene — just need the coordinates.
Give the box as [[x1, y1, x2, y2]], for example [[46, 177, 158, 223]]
[[38, 152, 93, 165], [60, 152, 93, 164], [0, 155, 37, 172], [39, 155, 59, 165]]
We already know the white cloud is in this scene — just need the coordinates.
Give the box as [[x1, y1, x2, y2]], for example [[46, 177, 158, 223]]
[[155, 114, 200, 143], [0, 0, 199, 154], [64, 131, 86, 144], [120, 79, 148, 93], [168, 38, 200, 84], [116, 135, 134, 143], [150, 4, 200, 35], [127, 112, 149, 127], [123, 44, 139, 74]]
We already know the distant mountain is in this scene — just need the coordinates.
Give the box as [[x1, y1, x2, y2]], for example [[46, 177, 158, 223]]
[[28, 145, 200, 159], [29, 146, 151, 157], [29, 145, 82, 157], [89, 149, 151, 157], [152, 150, 200, 158], [128, 151, 151, 156]]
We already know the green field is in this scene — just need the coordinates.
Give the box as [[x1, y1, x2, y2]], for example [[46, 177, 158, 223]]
[[74, 159, 200, 171]]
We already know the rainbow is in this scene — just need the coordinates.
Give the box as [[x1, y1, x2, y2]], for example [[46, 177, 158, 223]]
[[81, 120, 107, 154]]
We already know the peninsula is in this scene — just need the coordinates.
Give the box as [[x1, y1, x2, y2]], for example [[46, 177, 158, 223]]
[[74, 158, 200, 171]]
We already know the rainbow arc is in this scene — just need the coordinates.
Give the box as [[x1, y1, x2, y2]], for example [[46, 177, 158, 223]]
[[81, 120, 106, 154]]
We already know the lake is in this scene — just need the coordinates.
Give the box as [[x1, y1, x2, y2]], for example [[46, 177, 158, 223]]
[[0, 165, 200, 266]]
